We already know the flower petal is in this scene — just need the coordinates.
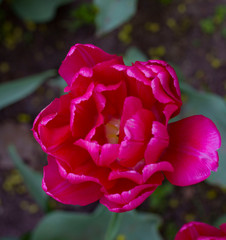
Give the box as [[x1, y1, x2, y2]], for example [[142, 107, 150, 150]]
[[32, 94, 71, 152], [175, 222, 225, 240], [162, 115, 221, 186], [100, 183, 159, 212], [59, 44, 123, 86], [144, 121, 169, 164], [42, 155, 102, 205]]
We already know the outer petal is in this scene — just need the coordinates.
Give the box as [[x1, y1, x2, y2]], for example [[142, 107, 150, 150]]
[[162, 115, 221, 186], [144, 121, 169, 164], [175, 222, 225, 240], [32, 94, 71, 152], [100, 183, 160, 213], [59, 44, 123, 86], [42, 155, 102, 205], [126, 65, 156, 108]]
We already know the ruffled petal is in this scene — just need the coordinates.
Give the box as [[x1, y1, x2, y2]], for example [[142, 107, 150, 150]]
[[42, 155, 102, 205], [126, 66, 156, 108], [119, 108, 154, 167], [119, 96, 143, 141], [70, 83, 104, 139], [99, 143, 120, 166], [144, 121, 169, 164], [32, 94, 71, 152], [162, 115, 221, 186], [100, 183, 159, 212], [175, 222, 225, 240], [59, 44, 123, 86]]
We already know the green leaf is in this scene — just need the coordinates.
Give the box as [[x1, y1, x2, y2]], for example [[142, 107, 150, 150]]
[[176, 82, 226, 187], [11, 0, 73, 22], [0, 69, 56, 110], [215, 214, 226, 227], [0, 238, 19, 240], [94, 0, 138, 35], [117, 210, 162, 240], [200, 18, 215, 34], [47, 76, 67, 94], [8, 145, 48, 211], [31, 206, 162, 240], [149, 182, 174, 211], [123, 46, 148, 66]]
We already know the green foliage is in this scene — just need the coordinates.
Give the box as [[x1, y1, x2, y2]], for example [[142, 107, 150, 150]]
[[94, 0, 138, 35], [200, 5, 226, 35], [221, 27, 226, 38], [123, 46, 148, 66], [159, 0, 173, 6], [0, 69, 56, 110], [8, 145, 48, 211], [149, 182, 174, 211], [215, 5, 226, 24], [200, 18, 215, 34], [178, 82, 226, 187], [67, 3, 97, 31], [10, 0, 73, 22], [31, 206, 162, 240], [47, 76, 67, 94], [165, 222, 178, 240], [0, 238, 19, 240], [215, 215, 226, 227]]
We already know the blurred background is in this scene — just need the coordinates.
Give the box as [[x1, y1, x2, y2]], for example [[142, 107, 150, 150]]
[[0, 0, 226, 239]]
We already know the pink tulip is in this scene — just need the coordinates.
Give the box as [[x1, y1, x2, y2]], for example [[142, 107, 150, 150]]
[[175, 222, 226, 240], [32, 44, 221, 212]]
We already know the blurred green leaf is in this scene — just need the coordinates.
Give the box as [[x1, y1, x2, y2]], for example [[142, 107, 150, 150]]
[[169, 62, 185, 82], [8, 145, 48, 211], [11, 0, 73, 22], [117, 210, 162, 240], [200, 18, 215, 34], [215, 5, 226, 24], [94, 0, 138, 35], [160, 0, 173, 5], [149, 182, 174, 211], [47, 76, 67, 94], [0, 69, 56, 110], [164, 222, 178, 240], [176, 82, 226, 187], [123, 46, 148, 66], [215, 214, 226, 227], [0, 238, 19, 240], [31, 206, 162, 240]]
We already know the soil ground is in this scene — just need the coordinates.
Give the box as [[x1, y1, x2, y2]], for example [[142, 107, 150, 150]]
[[0, 0, 226, 239]]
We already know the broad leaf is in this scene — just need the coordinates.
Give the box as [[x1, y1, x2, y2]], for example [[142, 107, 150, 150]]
[[124, 46, 148, 66], [47, 76, 67, 94], [0, 238, 19, 240], [215, 215, 226, 227], [8, 145, 48, 211], [31, 206, 162, 240], [175, 82, 226, 187], [94, 0, 138, 35], [11, 0, 73, 22], [0, 69, 56, 110]]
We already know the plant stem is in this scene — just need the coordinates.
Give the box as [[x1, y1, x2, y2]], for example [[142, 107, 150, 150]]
[[104, 212, 122, 240]]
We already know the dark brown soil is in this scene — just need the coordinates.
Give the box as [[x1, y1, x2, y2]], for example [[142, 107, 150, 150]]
[[0, 0, 226, 239]]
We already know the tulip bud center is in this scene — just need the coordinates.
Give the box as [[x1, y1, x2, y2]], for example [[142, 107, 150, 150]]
[[105, 118, 120, 144]]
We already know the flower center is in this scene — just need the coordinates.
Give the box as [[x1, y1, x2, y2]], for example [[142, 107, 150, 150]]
[[105, 118, 120, 144]]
